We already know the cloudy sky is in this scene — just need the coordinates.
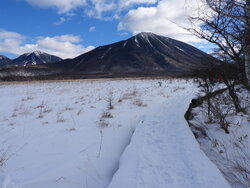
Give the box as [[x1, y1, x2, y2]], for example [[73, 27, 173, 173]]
[[0, 0, 205, 59]]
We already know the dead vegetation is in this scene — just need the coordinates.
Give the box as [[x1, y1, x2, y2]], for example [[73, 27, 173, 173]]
[[133, 98, 147, 107], [0, 150, 7, 168]]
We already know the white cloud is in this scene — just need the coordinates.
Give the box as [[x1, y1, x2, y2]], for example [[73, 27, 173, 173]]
[[0, 30, 94, 59], [54, 17, 67, 25], [118, 0, 203, 43], [85, 0, 116, 19], [119, 0, 157, 9], [85, 0, 158, 19], [25, 0, 87, 14], [0, 29, 25, 55], [24, 0, 158, 18], [89, 26, 96, 32], [22, 0, 206, 45]]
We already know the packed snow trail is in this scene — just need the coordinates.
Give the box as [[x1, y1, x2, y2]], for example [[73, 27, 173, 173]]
[[108, 92, 230, 188]]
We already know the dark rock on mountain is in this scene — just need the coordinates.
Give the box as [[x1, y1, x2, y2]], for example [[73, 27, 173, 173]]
[[47, 32, 217, 76], [10, 51, 62, 66]]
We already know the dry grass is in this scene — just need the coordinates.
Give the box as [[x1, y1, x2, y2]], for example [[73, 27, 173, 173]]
[[101, 111, 113, 119], [57, 114, 65, 123], [77, 109, 83, 115], [122, 90, 138, 100], [0, 151, 7, 167], [43, 107, 52, 113], [66, 128, 76, 131], [21, 95, 33, 102], [107, 94, 114, 110], [133, 98, 147, 107], [11, 106, 18, 117], [64, 106, 73, 111], [37, 114, 44, 119], [99, 120, 109, 128]]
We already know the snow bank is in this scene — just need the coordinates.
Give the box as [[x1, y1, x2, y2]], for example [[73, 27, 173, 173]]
[[108, 91, 230, 188]]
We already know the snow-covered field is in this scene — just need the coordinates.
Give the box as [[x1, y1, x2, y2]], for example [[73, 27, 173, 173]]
[[0, 79, 229, 188]]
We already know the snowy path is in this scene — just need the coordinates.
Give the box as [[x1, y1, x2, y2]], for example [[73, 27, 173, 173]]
[[108, 92, 230, 188]]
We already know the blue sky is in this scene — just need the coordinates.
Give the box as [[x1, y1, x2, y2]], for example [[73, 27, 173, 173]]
[[0, 0, 207, 59]]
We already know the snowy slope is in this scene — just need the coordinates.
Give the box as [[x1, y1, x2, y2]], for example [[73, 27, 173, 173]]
[[108, 88, 230, 188]]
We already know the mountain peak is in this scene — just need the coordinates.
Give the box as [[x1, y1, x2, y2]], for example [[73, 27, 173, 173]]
[[136, 32, 155, 36], [135, 32, 166, 39], [0, 55, 12, 66], [0, 55, 9, 60], [24, 51, 45, 56], [34, 51, 44, 56], [133, 32, 170, 47], [11, 51, 62, 66]]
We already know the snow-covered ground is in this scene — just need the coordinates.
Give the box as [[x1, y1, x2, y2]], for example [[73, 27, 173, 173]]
[[189, 86, 250, 187], [0, 79, 229, 188], [108, 88, 230, 188]]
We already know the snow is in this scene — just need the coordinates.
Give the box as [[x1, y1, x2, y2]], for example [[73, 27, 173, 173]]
[[134, 37, 140, 47], [0, 173, 12, 188], [34, 51, 43, 56], [154, 37, 169, 47], [24, 53, 31, 56], [108, 85, 230, 188], [189, 87, 250, 187], [145, 37, 154, 48], [101, 47, 112, 59], [140, 33, 154, 48], [176, 47, 185, 52], [123, 41, 127, 47], [24, 51, 44, 57], [0, 79, 230, 188]]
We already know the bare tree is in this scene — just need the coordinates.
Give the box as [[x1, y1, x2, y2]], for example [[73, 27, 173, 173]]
[[188, 0, 250, 85], [196, 71, 217, 121], [193, 63, 242, 112]]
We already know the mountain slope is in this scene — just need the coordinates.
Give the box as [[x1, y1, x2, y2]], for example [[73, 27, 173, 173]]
[[0, 55, 12, 66], [11, 51, 62, 66], [49, 32, 216, 75]]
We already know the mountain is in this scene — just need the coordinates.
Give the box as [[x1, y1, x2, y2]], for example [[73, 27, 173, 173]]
[[0, 33, 218, 80], [0, 55, 12, 66], [47, 32, 217, 76], [10, 51, 62, 66]]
